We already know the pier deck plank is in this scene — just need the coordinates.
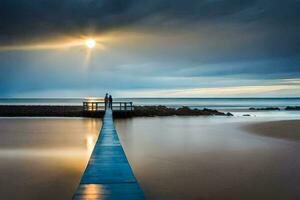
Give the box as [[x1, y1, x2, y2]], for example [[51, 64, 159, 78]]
[[73, 109, 144, 200]]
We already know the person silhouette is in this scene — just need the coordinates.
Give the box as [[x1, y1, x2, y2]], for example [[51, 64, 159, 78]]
[[104, 93, 109, 110], [109, 95, 113, 109]]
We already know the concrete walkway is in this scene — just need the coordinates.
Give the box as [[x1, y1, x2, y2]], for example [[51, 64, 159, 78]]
[[73, 109, 144, 200]]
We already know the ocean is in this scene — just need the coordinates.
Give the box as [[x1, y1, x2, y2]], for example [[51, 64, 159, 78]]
[[1, 98, 300, 109]]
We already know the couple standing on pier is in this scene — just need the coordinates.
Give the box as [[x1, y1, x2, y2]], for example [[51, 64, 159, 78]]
[[104, 93, 113, 110]]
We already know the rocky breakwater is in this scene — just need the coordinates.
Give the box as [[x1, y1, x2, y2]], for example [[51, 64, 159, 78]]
[[132, 106, 233, 117]]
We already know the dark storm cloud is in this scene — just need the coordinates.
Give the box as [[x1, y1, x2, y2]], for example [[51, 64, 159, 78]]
[[0, 0, 300, 97], [0, 0, 260, 44], [2, 0, 299, 56]]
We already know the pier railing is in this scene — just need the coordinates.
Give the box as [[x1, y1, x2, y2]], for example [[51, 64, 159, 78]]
[[83, 101, 133, 112]]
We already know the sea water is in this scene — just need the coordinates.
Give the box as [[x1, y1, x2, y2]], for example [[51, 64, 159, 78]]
[[1, 97, 300, 109]]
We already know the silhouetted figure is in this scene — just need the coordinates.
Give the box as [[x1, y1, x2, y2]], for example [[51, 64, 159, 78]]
[[104, 93, 109, 110], [109, 95, 113, 109]]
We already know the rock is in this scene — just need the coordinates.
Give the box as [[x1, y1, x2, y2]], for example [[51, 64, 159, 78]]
[[0, 105, 83, 117], [249, 107, 280, 111], [132, 106, 232, 117], [226, 112, 234, 116], [285, 106, 300, 110]]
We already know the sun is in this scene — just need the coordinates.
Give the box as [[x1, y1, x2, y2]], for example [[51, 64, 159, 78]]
[[85, 39, 96, 48]]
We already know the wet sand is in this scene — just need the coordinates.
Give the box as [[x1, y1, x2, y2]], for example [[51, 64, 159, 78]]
[[0, 118, 101, 200], [244, 120, 300, 141], [115, 116, 300, 200], [1, 116, 300, 200]]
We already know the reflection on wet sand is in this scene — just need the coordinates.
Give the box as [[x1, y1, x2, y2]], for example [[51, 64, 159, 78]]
[[1, 116, 300, 200], [0, 118, 101, 200], [115, 116, 300, 200]]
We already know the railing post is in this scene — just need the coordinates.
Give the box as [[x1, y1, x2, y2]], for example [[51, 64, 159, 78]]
[[83, 101, 133, 112]]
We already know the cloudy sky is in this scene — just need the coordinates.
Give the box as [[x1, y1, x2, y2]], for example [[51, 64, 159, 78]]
[[0, 0, 300, 97]]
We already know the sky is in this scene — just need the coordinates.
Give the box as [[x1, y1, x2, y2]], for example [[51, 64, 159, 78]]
[[0, 0, 300, 97]]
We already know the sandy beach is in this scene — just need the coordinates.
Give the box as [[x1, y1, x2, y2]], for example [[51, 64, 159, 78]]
[[244, 120, 300, 141]]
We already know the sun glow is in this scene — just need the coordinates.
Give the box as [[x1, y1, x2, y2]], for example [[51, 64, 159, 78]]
[[85, 39, 96, 48], [0, 34, 113, 51], [86, 135, 96, 155]]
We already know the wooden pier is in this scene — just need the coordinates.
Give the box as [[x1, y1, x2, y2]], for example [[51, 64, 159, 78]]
[[83, 100, 133, 112], [72, 108, 144, 200], [82, 100, 134, 118]]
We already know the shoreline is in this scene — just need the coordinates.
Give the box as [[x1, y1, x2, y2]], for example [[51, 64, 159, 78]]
[[243, 120, 300, 141], [1, 105, 299, 118], [0, 105, 233, 118]]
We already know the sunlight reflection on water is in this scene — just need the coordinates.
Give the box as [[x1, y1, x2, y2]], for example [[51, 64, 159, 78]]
[[86, 135, 97, 155], [0, 117, 101, 200]]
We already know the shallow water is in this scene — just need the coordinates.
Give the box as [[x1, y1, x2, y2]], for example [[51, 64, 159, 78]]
[[0, 115, 300, 200], [0, 118, 101, 200], [115, 116, 300, 200]]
